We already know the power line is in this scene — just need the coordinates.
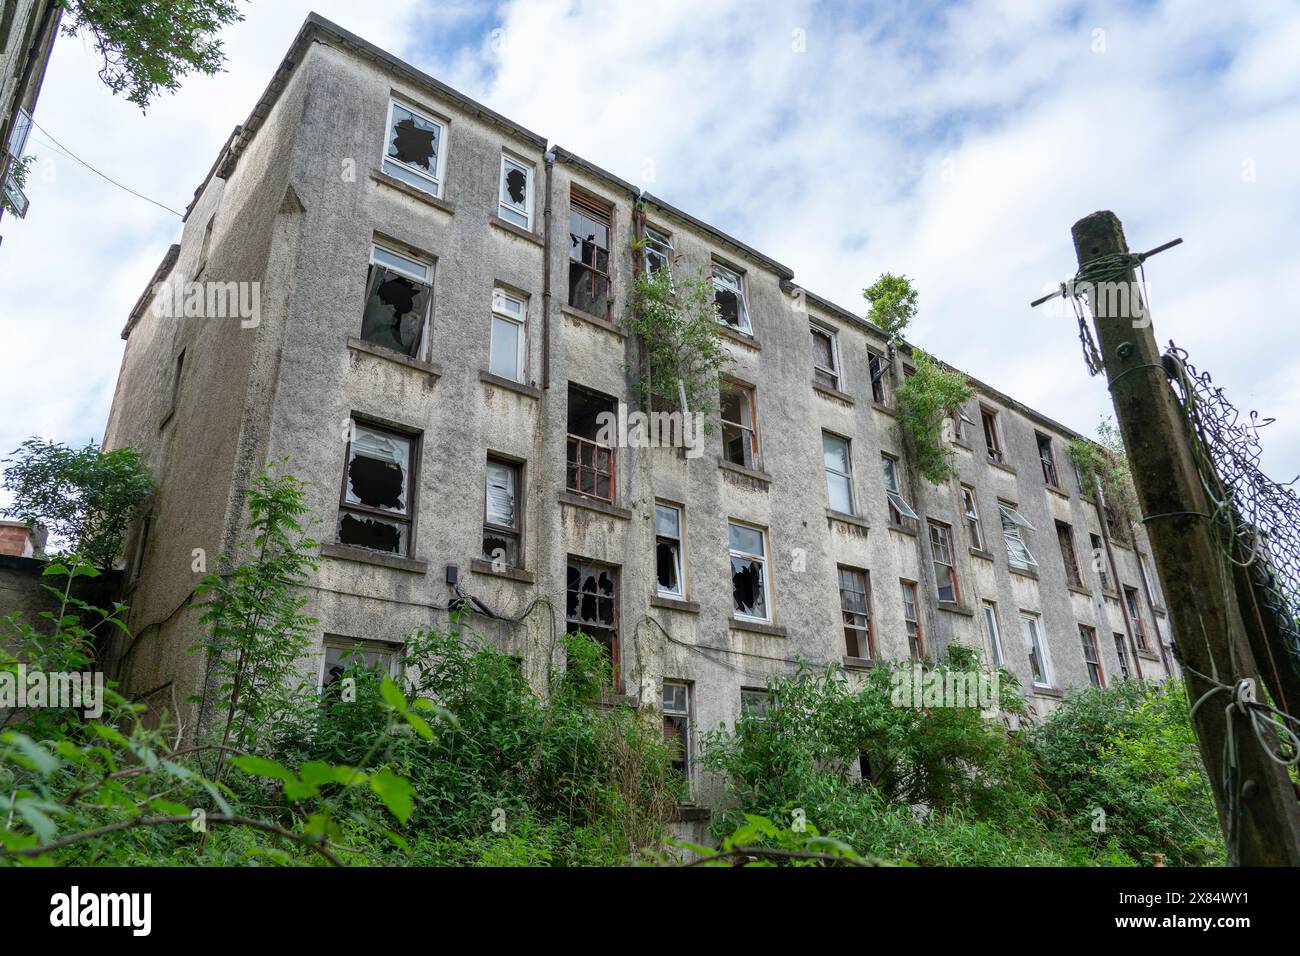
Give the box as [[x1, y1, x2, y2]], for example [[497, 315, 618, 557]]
[[26, 117, 183, 218]]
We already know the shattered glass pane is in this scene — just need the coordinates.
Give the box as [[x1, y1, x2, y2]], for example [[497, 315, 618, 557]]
[[731, 555, 766, 618], [361, 266, 428, 357], [345, 426, 410, 513], [481, 530, 518, 568], [656, 539, 680, 594], [337, 512, 403, 553], [387, 103, 439, 173], [324, 643, 393, 688], [485, 460, 517, 528]]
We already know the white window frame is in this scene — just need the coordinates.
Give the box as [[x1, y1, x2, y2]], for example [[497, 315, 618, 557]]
[[822, 431, 854, 515], [982, 602, 1004, 667], [662, 680, 692, 787], [728, 520, 771, 623], [882, 454, 919, 523], [644, 225, 674, 285], [740, 687, 772, 719], [498, 152, 533, 230], [320, 636, 400, 691], [489, 287, 528, 382], [712, 262, 752, 334], [810, 323, 841, 390], [382, 97, 449, 197], [366, 242, 434, 360], [655, 501, 685, 598], [1021, 613, 1052, 688], [999, 503, 1039, 570]]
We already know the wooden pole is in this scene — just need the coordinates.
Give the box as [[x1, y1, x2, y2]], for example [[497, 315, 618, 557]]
[[1071, 210, 1300, 866]]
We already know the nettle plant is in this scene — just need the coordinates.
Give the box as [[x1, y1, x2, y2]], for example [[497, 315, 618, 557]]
[[625, 250, 730, 425], [895, 350, 973, 485]]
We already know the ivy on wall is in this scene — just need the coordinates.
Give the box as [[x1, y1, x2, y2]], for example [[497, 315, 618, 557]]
[[895, 350, 974, 485]]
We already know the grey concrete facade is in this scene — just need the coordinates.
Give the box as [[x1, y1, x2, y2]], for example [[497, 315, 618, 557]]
[[99, 15, 1175, 813]]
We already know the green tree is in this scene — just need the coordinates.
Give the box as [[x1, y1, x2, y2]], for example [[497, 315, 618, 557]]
[[863, 272, 917, 341], [2, 437, 152, 570], [895, 349, 974, 484], [58, 0, 246, 109]]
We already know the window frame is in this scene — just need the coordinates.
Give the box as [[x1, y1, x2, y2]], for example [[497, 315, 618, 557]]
[[1113, 632, 1131, 679], [838, 565, 874, 661], [1021, 613, 1052, 688], [1124, 586, 1150, 651], [719, 379, 761, 470], [711, 261, 752, 335], [497, 152, 534, 230], [1056, 520, 1084, 589], [928, 519, 961, 605], [381, 97, 449, 197], [567, 191, 613, 317], [566, 383, 618, 504], [961, 485, 984, 551], [999, 503, 1039, 571], [881, 453, 919, 527], [662, 679, 692, 789], [336, 418, 420, 557], [1090, 533, 1111, 591], [654, 500, 686, 599], [1036, 431, 1060, 486], [982, 601, 1005, 667], [866, 347, 889, 405], [643, 225, 675, 285], [565, 557, 622, 692], [740, 686, 772, 719], [1080, 624, 1104, 687], [901, 580, 924, 660], [489, 287, 528, 382], [810, 323, 842, 390], [822, 431, 855, 515], [482, 455, 524, 570], [981, 406, 1004, 464], [320, 635, 401, 692], [728, 520, 772, 624], [362, 242, 435, 360]]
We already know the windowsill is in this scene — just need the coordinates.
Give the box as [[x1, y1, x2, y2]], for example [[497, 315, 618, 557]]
[[672, 805, 711, 823], [842, 656, 875, 670], [1153, 606, 1167, 618], [951, 438, 973, 451], [1009, 566, 1039, 580], [348, 337, 443, 377], [717, 458, 772, 485], [1032, 684, 1064, 699], [969, 547, 995, 561], [812, 381, 854, 405], [561, 304, 624, 337], [887, 520, 919, 538], [826, 509, 869, 531], [936, 601, 974, 617], [870, 401, 896, 417], [478, 369, 540, 399], [1067, 585, 1093, 598], [488, 216, 544, 247], [987, 458, 1017, 476], [1045, 483, 1071, 500], [1102, 588, 1121, 600], [557, 490, 632, 520], [469, 558, 535, 584], [650, 594, 700, 614], [370, 169, 455, 215], [729, 617, 786, 638], [1108, 537, 1133, 551], [1137, 650, 1161, 662], [321, 543, 429, 574], [716, 324, 760, 350]]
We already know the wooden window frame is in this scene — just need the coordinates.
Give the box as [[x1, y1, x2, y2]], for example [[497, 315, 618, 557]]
[[981, 406, 1004, 464], [720, 379, 761, 469], [810, 323, 841, 390], [838, 565, 874, 660], [961, 485, 984, 550], [901, 580, 923, 660], [928, 520, 961, 604], [1080, 624, 1104, 687]]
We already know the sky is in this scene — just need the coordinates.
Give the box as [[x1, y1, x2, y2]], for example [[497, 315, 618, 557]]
[[2, 0, 1299, 490]]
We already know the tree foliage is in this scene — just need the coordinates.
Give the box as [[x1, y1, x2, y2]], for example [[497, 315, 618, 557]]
[[58, 0, 246, 109], [2, 437, 152, 569], [1069, 417, 1139, 524], [863, 272, 917, 341], [895, 349, 974, 484]]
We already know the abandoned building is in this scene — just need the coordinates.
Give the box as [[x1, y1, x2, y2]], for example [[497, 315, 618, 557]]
[[97, 14, 1175, 816], [0, 0, 61, 240]]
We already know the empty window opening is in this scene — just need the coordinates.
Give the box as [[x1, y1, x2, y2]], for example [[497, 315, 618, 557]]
[[1091, 533, 1110, 590], [1037, 432, 1059, 486], [867, 348, 889, 404], [712, 262, 751, 334], [655, 502, 684, 597], [566, 383, 617, 502], [1056, 521, 1084, 589], [811, 325, 840, 390], [568, 193, 611, 316], [981, 407, 1003, 464], [383, 99, 446, 195], [361, 244, 432, 358], [839, 566, 873, 660], [482, 457, 521, 569], [729, 521, 770, 622], [928, 521, 960, 604], [337, 422, 414, 556], [823, 432, 854, 514], [498, 154, 532, 229], [566, 559, 620, 690], [489, 288, 527, 382], [720, 381, 760, 469]]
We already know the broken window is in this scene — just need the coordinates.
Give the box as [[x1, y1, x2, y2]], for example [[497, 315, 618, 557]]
[[1091, 533, 1110, 590], [928, 521, 961, 604], [361, 243, 432, 358], [712, 262, 751, 334], [1104, 501, 1130, 544], [322, 637, 398, 691], [982, 601, 1004, 667], [337, 421, 415, 556], [867, 348, 889, 405], [482, 457, 521, 569], [662, 681, 691, 785], [955, 405, 978, 443], [1022, 614, 1051, 687], [1080, 625, 1104, 687], [720, 381, 759, 469], [489, 288, 527, 382], [810, 324, 840, 390], [981, 407, 1004, 464], [740, 687, 771, 719], [644, 225, 674, 284], [565, 559, 620, 690], [566, 383, 617, 502], [568, 192, 611, 316], [3, 107, 31, 218], [998, 503, 1038, 572], [839, 566, 873, 660], [901, 581, 923, 660], [1056, 520, 1084, 589], [961, 486, 984, 551], [382, 99, 446, 196], [728, 521, 770, 622], [1125, 586, 1149, 651], [1037, 432, 1059, 486], [655, 502, 684, 598], [823, 432, 854, 514], [881, 454, 918, 528], [1113, 633, 1130, 679], [498, 153, 532, 229]]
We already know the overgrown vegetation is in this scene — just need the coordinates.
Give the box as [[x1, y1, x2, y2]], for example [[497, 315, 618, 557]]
[[1069, 417, 1139, 526], [863, 272, 917, 342], [57, 0, 246, 109], [625, 263, 730, 421], [2, 437, 152, 569], [894, 349, 974, 484], [0, 155, 32, 217]]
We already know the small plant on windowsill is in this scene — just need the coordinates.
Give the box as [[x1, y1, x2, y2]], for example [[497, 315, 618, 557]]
[[894, 349, 973, 485], [625, 263, 730, 431], [1069, 417, 1138, 530]]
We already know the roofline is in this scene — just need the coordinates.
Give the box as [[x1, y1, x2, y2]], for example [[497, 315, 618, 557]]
[[121, 244, 180, 339]]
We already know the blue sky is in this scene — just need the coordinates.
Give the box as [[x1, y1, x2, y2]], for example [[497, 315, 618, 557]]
[[2, 0, 1299, 491]]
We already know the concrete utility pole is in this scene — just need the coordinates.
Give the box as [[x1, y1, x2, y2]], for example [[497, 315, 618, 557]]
[[1070, 210, 1300, 866]]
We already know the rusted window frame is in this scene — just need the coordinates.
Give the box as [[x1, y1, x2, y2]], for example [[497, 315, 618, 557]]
[[567, 191, 613, 318]]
